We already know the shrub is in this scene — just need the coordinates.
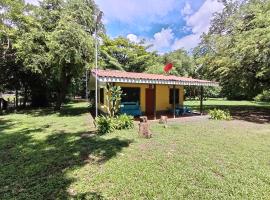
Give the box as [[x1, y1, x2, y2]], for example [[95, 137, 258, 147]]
[[115, 114, 134, 130], [209, 109, 232, 120], [95, 115, 117, 135], [95, 114, 134, 134], [254, 90, 270, 102]]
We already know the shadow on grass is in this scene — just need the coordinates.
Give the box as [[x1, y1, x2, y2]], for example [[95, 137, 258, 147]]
[[13, 102, 90, 117], [189, 104, 270, 124], [0, 119, 132, 199], [0, 119, 15, 132]]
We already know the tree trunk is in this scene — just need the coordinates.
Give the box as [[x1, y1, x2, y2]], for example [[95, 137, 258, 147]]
[[54, 67, 70, 111], [55, 90, 66, 111]]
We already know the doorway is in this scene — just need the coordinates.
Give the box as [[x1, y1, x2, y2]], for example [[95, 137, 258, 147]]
[[145, 88, 155, 115]]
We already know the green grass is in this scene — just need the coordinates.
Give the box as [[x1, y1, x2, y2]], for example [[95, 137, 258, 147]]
[[1, 101, 270, 199]]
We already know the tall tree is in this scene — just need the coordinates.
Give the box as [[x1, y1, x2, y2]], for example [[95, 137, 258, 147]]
[[15, 0, 102, 109], [194, 0, 270, 100], [0, 0, 37, 106]]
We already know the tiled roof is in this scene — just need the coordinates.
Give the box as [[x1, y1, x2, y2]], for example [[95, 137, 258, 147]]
[[91, 69, 218, 86]]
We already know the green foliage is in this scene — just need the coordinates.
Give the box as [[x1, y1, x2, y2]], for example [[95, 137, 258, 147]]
[[254, 90, 270, 102], [204, 86, 222, 98], [185, 86, 222, 100], [95, 115, 116, 134], [104, 84, 123, 117], [195, 0, 270, 100], [95, 114, 134, 134], [163, 49, 196, 76], [100, 36, 161, 72], [115, 114, 134, 130], [209, 109, 232, 120], [1, 0, 102, 109], [145, 49, 196, 77]]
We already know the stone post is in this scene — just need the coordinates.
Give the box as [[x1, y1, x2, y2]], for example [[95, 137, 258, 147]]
[[138, 116, 152, 138]]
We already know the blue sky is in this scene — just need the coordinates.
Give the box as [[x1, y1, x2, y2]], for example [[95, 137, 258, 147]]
[[25, 0, 224, 53]]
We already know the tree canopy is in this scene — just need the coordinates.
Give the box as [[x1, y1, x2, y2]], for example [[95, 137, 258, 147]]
[[1, 0, 102, 109], [99, 36, 161, 72], [194, 0, 270, 100]]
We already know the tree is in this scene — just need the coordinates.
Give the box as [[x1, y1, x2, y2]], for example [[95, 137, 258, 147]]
[[14, 0, 102, 109], [163, 49, 196, 76], [0, 0, 38, 107], [100, 36, 161, 72], [194, 0, 270, 100], [145, 49, 196, 77]]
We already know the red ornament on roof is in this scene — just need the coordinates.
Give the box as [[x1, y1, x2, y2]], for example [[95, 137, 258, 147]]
[[164, 63, 173, 73]]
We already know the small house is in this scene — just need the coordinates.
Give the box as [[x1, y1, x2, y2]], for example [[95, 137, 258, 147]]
[[89, 69, 218, 118]]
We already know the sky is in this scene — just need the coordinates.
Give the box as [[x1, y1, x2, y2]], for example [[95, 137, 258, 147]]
[[25, 0, 224, 53]]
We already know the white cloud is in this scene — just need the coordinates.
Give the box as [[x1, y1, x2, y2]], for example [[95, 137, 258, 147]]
[[172, 34, 200, 51], [173, 0, 223, 51], [25, 0, 39, 5], [185, 0, 223, 34], [181, 2, 193, 16], [127, 28, 174, 53], [127, 34, 140, 43], [95, 0, 177, 23], [147, 28, 174, 52]]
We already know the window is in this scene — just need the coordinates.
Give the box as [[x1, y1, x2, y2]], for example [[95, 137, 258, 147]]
[[169, 88, 179, 104], [99, 88, 104, 104], [121, 87, 140, 103]]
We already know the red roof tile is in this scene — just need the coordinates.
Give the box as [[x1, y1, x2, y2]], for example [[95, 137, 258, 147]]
[[92, 69, 216, 84]]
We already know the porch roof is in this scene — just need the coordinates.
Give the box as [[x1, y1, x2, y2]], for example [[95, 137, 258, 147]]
[[91, 69, 218, 86]]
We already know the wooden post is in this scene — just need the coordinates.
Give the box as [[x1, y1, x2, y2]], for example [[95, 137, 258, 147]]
[[154, 84, 156, 120], [200, 86, 203, 115], [173, 85, 176, 118]]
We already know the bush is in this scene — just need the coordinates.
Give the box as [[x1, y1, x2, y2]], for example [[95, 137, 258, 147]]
[[254, 90, 270, 102], [115, 114, 134, 130], [95, 114, 134, 134], [95, 115, 117, 135], [209, 109, 232, 120]]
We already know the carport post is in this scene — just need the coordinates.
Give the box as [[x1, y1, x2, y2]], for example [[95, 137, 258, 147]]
[[200, 86, 203, 115], [173, 85, 176, 119]]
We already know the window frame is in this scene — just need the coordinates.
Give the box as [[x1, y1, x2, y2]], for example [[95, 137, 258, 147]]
[[121, 87, 141, 104], [169, 88, 180, 104]]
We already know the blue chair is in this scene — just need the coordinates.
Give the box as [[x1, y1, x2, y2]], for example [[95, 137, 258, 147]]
[[120, 102, 142, 117], [170, 105, 192, 116]]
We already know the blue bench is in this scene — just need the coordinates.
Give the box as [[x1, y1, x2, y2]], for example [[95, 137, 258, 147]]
[[170, 105, 192, 116], [120, 102, 142, 117]]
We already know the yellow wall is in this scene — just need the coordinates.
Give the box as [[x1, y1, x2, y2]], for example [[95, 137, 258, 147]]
[[155, 85, 184, 111], [114, 83, 184, 113], [98, 86, 109, 114]]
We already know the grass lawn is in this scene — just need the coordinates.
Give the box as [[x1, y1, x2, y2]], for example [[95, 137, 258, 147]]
[[1, 101, 270, 199]]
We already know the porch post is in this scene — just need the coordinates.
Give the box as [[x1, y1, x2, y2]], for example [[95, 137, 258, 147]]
[[154, 84, 156, 120], [173, 85, 176, 119], [200, 86, 203, 115]]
